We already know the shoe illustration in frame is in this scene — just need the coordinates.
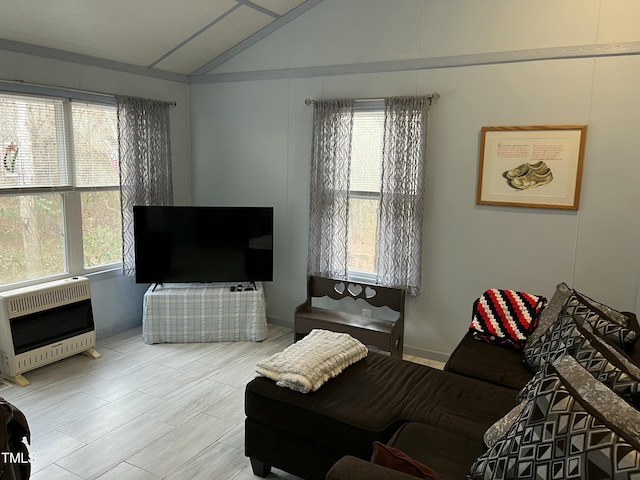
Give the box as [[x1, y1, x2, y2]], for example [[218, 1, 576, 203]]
[[476, 125, 587, 210]]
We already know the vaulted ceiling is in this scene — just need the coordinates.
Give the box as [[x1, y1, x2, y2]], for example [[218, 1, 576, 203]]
[[0, 0, 323, 82]]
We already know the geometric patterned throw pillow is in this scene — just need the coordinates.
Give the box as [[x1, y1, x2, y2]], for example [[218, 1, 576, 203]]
[[577, 291, 631, 327], [469, 357, 640, 480], [470, 289, 547, 351], [564, 293, 639, 350], [523, 314, 588, 373], [519, 322, 640, 407], [525, 282, 573, 349], [567, 324, 640, 406], [585, 315, 638, 351]]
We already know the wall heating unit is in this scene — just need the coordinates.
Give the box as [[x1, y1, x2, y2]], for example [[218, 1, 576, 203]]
[[0, 276, 100, 386]]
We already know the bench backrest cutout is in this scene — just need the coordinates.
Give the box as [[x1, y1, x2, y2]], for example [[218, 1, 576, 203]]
[[307, 276, 406, 313]]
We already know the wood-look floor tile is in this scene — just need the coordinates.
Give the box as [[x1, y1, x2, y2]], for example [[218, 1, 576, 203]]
[[56, 415, 174, 480], [150, 342, 225, 369], [206, 353, 266, 388], [81, 346, 169, 381], [201, 387, 246, 425], [27, 392, 108, 440], [29, 430, 85, 474], [1, 373, 103, 414], [98, 327, 144, 353], [83, 361, 176, 403], [217, 423, 245, 451], [57, 391, 165, 443], [145, 378, 236, 426], [128, 413, 235, 476], [94, 462, 161, 480], [31, 464, 84, 480], [163, 442, 247, 480]]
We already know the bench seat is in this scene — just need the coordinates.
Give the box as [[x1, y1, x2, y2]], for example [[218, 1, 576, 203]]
[[294, 276, 405, 358]]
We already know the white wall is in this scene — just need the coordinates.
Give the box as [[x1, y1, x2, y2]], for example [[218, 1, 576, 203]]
[[190, 0, 640, 359], [0, 49, 192, 338]]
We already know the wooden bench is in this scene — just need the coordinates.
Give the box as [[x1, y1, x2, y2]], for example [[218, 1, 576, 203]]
[[294, 276, 406, 358]]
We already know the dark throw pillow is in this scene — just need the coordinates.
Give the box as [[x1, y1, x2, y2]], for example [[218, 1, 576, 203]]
[[470, 357, 640, 480], [525, 282, 573, 348], [371, 442, 441, 480], [564, 292, 638, 350], [523, 314, 587, 373], [519, 321, 640, 407]]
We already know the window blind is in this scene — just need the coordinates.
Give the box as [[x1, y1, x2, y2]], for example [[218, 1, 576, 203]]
[[0, 93, 119, 192], [0, 93, 69, 191], [72, 102, 119, 188], [350, 109, 384, 194]]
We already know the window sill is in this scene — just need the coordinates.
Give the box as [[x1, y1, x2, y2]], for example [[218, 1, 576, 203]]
[[0, 265, 123, 293], [84, 266, 123, 282], [348, 271, 377, 285]]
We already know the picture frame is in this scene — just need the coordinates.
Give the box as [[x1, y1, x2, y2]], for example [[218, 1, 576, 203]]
[[476, 125, 587, 210]]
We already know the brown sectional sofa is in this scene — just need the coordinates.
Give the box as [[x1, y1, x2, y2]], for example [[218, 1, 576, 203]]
[[245, 348, 520, 479], [244, 286, 640, 480]]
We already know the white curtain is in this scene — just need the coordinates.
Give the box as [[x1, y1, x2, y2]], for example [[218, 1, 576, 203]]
[[376, 96, 432, 296], [117, 96, 173, 276], [306, 99, 354, 280]]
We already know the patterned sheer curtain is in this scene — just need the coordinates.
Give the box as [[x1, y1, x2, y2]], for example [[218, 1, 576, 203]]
[[376, 96, 432, 296], [116, 96, 174, 276], [307, 99, 355, 280]]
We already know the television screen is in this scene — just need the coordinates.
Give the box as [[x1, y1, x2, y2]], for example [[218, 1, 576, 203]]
[[133, 206, 273, 284]]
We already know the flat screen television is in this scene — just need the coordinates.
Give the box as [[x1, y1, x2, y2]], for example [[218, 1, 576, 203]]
[[133, 206, 273, 284]]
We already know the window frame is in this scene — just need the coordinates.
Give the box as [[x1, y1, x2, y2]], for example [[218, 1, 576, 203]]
[[0, 84, 122, 292]]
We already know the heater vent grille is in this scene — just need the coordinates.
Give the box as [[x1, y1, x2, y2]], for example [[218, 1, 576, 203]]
[[16, 335, 95, 371], [3, 278, 91, 319]]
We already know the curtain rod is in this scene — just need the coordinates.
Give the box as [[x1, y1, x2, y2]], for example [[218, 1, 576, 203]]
[[304, 92, 440, 106], [0, 79, 177, 107]]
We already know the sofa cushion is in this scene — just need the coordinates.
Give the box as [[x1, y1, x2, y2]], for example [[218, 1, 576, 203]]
[[444, 331, 533, 390], [371, 442, 441, 479], [327, 456, 423, 480], [469, 356, 640, 479], [469, 289, 547, 350], [388, 422, 485, 480]]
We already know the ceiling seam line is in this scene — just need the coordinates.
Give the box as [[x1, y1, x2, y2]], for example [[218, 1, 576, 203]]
[[190, 0, 324, 76], [147, 3, 243, 69], [236, 0, 280, 18]]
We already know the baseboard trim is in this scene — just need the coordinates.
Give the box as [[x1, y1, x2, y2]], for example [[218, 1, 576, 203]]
[[267, 316, 293, 329], [403, 345, 450, 364], [96, 317, 142, 340]]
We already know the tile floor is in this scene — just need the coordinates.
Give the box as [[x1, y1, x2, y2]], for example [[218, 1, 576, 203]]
[[0, 324, 443, 480]]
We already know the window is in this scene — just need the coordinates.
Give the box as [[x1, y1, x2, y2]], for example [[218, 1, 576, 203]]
[[308, 96, 433, 295], [348, 106, 384, 280], [0, 92, 122, 287]]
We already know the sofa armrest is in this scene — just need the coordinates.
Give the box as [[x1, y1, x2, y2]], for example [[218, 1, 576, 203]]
[[326, 456, 419, 480]]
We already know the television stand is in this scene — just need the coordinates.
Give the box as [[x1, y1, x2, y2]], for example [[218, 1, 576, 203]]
[[142, 282, 268, 344]]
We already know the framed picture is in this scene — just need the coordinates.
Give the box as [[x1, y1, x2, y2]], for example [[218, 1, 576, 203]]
[[476, 125, 587, 210]]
